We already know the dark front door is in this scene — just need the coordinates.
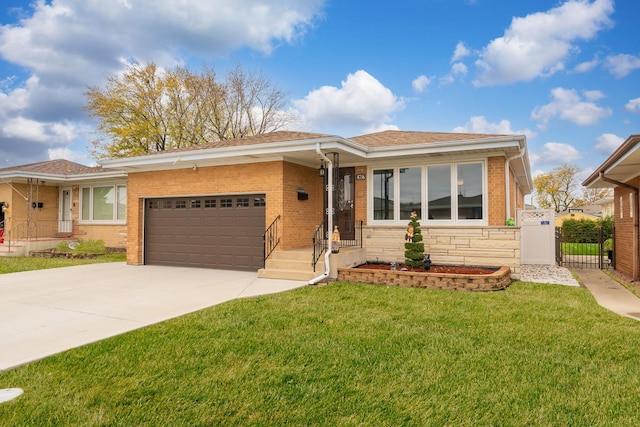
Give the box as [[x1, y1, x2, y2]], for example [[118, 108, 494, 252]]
[[336, 167, 355, 240]]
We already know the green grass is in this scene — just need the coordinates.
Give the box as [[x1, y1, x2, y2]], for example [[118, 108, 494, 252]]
[[2, 282, 640, 426], [561, 242, 601, 255], [0, 254, 126, 274]]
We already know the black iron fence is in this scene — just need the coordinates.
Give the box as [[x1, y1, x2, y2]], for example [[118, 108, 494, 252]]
[[555, 225, 614, 269]]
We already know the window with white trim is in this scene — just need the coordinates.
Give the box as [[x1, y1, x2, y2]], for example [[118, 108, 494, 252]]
[[371, 161, 485, 225], [80, 184, 127, 223]]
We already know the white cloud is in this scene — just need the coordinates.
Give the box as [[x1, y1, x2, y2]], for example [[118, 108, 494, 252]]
[[1, 116, 77, 144], [531, 87, 612, 128], [292, 70, 404, 133], [412, 75, 433, 93], [0, 0, 326, 164], [574, 57, 599, 73], [605, 54, 640, 78], [48, 147, 89, 163], [451, 41, 470, 62], [451, 62, 468, 75], [452, 115, 536, 138], [530, 142, 582, 170], [438, 75, 455, 86], [583, 90, 605, 101], [473, 0, 614, 86], [593, 133, 623, 155], [625, 97, 640, 114]]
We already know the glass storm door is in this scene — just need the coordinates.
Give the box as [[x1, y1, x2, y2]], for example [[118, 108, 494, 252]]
[[59, 188, 72, 233]]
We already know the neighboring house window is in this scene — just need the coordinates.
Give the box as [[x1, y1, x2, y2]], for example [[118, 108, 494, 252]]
[[631, 193, 634, 218], [371, 161, 485, 224], [620, 196, 624, 219], [80, 185, 127, 222]]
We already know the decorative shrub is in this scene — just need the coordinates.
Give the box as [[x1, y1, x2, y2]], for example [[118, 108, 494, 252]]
[[404, 211, 424, 268]]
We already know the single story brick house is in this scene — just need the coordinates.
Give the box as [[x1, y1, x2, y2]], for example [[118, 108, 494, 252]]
[[102, 130, 532, 280], [583, 134, 640, 282], [0, 159, 127, 254]]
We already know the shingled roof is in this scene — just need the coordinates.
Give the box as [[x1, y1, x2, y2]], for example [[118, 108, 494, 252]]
[[0, 159, 106, 176], [143, 131, 333, 156], [348, 130, 509, 148]]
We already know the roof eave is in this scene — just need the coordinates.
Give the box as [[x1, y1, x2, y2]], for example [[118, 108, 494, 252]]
[[583, 135, 640, 188], [100, 135, 361, 170]]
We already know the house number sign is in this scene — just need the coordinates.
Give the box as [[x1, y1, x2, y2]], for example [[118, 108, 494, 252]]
[[356, 174, 366, 180]]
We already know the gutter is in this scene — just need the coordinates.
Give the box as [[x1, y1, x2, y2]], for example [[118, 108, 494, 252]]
[[309, 145, 334, 285], [505, 143, 526, 222], [598, 171, 639, 282]]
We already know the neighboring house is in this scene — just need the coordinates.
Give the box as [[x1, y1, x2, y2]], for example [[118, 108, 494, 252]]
[[554, 210, 600, 227], [583, 134, 640, 282], [102, 130, 532, 279], [594, 196, 615, 218], [0, 159, 127, 255]]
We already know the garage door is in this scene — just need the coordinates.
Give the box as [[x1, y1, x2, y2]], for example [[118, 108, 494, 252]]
[[144, 195, 266, 271]]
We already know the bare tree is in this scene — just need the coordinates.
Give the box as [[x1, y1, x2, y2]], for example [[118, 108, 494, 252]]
[[85, 62, 291, 160], [533, 163, 581, 212]]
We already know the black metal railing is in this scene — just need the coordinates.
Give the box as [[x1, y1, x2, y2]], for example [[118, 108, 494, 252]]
[[263, 215, 281, 264], [312, 220, 363, 272], [312, 220, 326, 272]]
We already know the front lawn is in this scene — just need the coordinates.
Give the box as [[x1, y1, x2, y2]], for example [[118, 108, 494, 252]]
[[1, 282, 640, 425], [561, 242, 601, 255], [0, 254, 126, 274]]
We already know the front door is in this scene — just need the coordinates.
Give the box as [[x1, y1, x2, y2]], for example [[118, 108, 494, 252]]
[[59, 188, 72, 233], [336, 167, 355, 241]]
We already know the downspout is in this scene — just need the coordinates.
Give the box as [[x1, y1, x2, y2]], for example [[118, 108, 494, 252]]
[[505, 146, 526, 223], [598, 171, 639, 282], [309, 145, 334, 285]]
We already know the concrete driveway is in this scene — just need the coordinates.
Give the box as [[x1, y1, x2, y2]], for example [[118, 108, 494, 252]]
[[0, 263, 307, 371]]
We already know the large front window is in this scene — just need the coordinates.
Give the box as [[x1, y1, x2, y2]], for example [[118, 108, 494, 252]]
[[371, 162, 485, 224], [80, 184, 127, 223], [373, 169, 394, 220]]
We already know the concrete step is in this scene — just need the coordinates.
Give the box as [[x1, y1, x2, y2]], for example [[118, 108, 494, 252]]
[[260, 247, 327, 280], [257, 268, 322, 281], [268, 248, 316, 262], [265, 257, 323, 272], [0, 244, 25, 257]]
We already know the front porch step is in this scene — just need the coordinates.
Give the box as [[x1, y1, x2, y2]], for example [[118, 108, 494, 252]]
[[0, 243, 25, 257], [258, 247, 326, 281]]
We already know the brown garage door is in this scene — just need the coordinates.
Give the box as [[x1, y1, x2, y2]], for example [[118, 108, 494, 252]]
[[144, 195, 266, 271]]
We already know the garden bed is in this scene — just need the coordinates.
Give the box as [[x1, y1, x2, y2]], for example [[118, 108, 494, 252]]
[[338, 262, 511, 291], [29, 249, 103, 259]]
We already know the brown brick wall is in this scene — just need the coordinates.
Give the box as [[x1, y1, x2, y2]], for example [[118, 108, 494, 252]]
[[614, 176, 640, 278], [125, 161, 319, 264], [355, 166, 367, 225], [487, 156, 506, 226], [282, 162, 325, 249], [1, 183, 59, 237]]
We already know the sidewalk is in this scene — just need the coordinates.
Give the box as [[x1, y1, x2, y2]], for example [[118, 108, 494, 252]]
[[573, 268, 640, 321]]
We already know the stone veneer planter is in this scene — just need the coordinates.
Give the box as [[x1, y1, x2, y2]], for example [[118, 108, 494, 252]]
[[337, 265, 512, 291]]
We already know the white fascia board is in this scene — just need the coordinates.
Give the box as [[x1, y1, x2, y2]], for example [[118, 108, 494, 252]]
[[0, 170, 126, 183], [363, 137, 524, 158], [100, 136, 367, 169]]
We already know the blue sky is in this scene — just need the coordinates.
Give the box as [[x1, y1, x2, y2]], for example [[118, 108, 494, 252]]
[[0, 0, 638, 183]]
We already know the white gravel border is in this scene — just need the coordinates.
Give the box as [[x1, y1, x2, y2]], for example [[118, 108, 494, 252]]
[[520, 264, 580, 287]]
